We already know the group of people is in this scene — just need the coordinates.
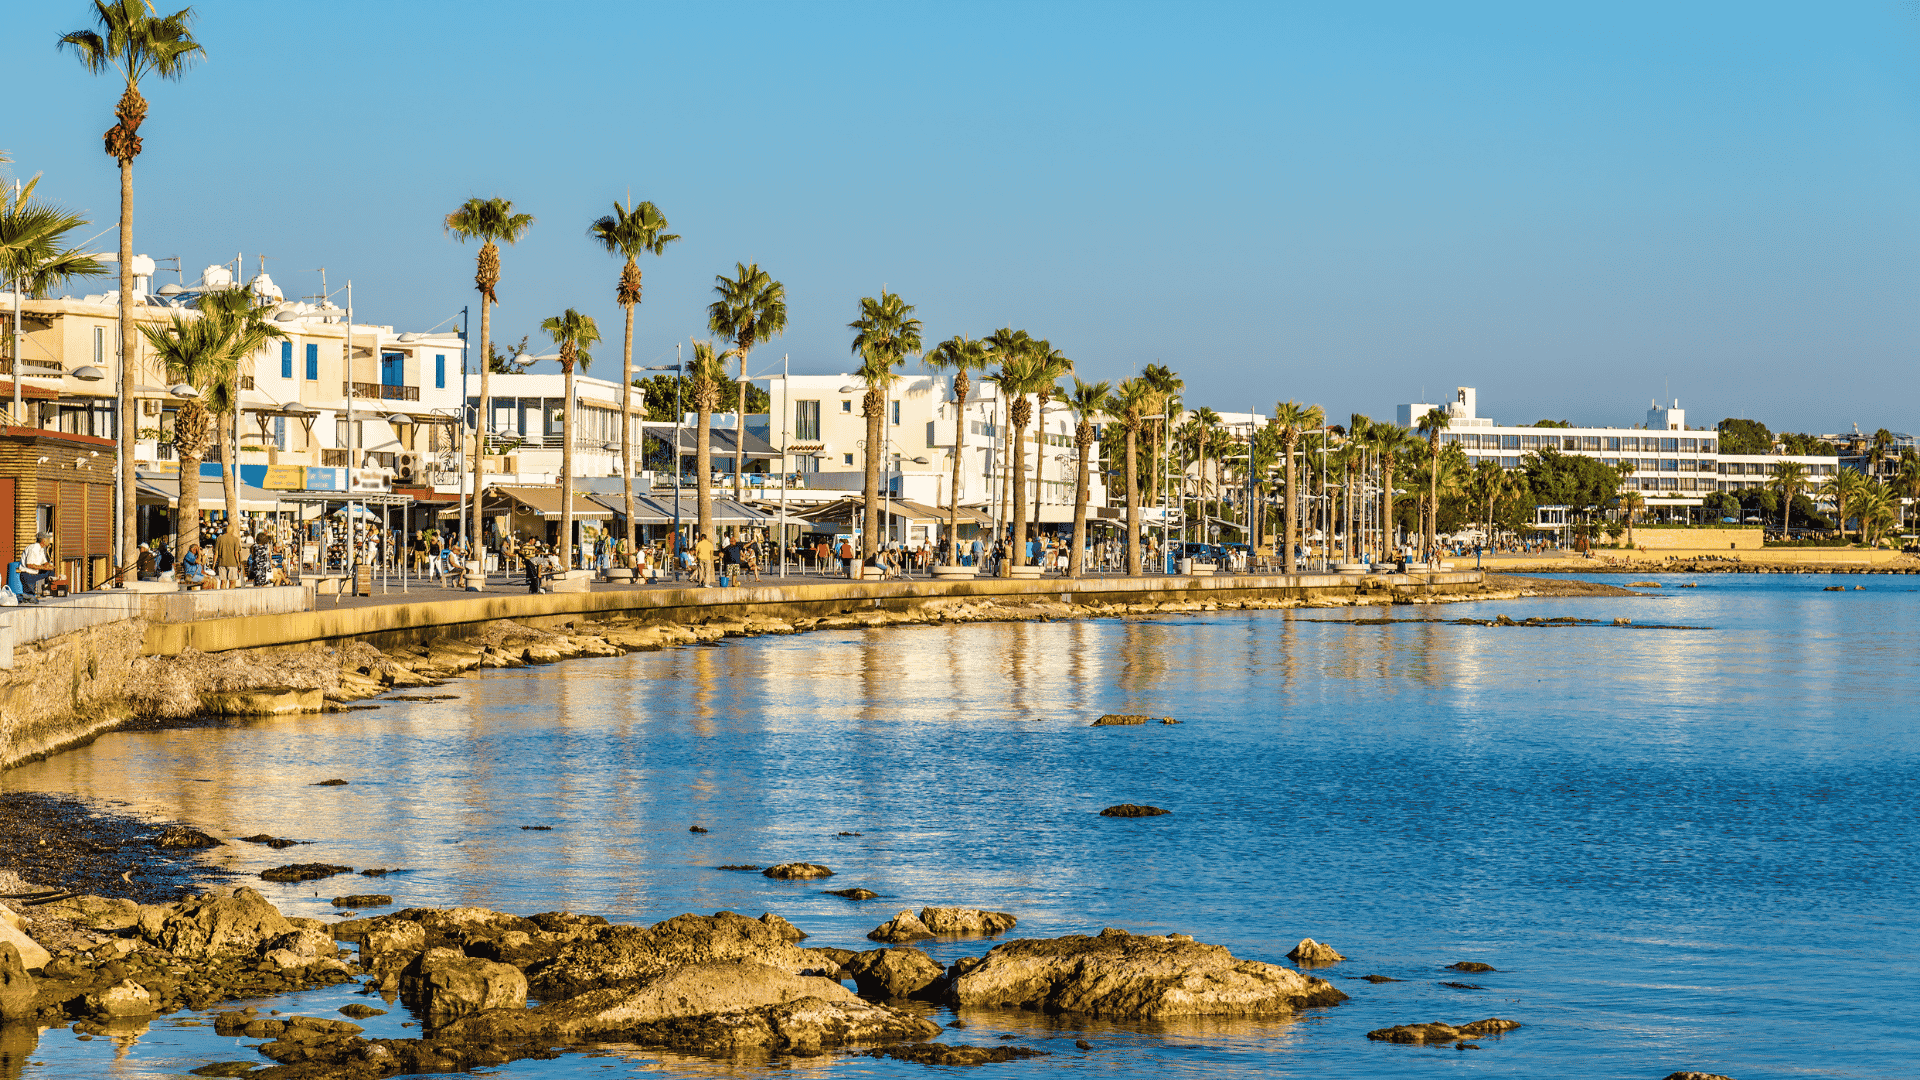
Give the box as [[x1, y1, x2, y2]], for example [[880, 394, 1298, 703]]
[[164, 527, 290, 589]]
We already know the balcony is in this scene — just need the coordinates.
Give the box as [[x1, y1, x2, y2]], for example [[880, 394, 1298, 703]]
[[0, 357, 66, 376], [343, 381, 420, 402]]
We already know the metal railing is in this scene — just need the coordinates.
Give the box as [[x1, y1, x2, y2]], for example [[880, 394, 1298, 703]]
[[342, 381, 420, 402], [0, 357, 65, 375]]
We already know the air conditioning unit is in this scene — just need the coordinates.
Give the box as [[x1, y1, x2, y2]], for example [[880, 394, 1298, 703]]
[[394, 452, 420, 484], [142, 400, 160, 416]]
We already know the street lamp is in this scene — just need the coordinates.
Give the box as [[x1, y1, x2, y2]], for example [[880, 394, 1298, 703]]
[[637, 357, 684, 572]]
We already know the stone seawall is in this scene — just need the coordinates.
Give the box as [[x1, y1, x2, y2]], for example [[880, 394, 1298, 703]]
[[0, 618, 150, 770]]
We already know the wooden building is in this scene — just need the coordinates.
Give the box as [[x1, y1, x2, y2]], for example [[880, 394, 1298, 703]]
[[1, 427, 117, 588]]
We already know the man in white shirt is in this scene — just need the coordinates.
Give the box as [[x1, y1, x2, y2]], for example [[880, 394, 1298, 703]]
[[18, 531, 54, 600]]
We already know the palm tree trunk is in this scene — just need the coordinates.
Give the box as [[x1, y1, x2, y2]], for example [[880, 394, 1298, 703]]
[[620, 302, 635, 562], [1070, 437, 1089, 577], [178, 448, 202, 558], [734, 350, 748, 503], [472, 297, 491, 566], [948, 371, 968, 566], [1125, 426, 1141, 576], [117, 156, 137, 567], [1283, 436, 1297, 573], [1031, 421, 1045, 549], [221, 410, 239, 534], [560, 364, 575, 570], [862, 389, 883, 559], [696, 397, 714, 550], [1426, 447, 1439, 559], [1010, 413, 1029, 570]]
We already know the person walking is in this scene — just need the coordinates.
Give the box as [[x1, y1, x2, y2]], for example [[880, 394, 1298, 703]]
[[214, 526, 243, 589], [694, 532, 717, 587], [838, 537, 855, 578]]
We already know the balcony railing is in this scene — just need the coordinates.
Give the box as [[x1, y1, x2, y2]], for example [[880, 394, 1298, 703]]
[[0, 358, 66, 375], [343, 381, 420, 401]]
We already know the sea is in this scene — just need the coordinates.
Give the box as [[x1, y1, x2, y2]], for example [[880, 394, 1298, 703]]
[[2, 572, 1913, 1078]]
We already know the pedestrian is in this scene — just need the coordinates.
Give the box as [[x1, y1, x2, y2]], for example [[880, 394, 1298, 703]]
[[838, 537, 855, 578], [214, 526, 243, 589], [249, 532, 274, 585], [695, 532, 717, 586]]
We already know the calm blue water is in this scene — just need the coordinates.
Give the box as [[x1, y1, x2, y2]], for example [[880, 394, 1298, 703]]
[[4, 573, 1915, 1078]]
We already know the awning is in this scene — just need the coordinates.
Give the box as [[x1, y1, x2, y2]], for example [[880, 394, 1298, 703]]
[[462, 485, 611, 520], [638, 423, 781, 461], [134, 472, 285, 512], [583, 493, 769, 526], [800, 496, 968, 527]]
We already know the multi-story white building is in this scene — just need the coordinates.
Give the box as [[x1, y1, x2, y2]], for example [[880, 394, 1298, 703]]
[[1396, 387, 1841, 519], [464, 371, 645, 486], [761, 372, 1108, 523]]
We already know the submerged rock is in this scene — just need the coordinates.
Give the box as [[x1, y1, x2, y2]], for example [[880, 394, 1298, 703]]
[[331, 894, 393, 908], [825, 888, 879, 900], [1287, 938, 1346, 965], [867, 910, 934, 944], [237, 834, 303, 849], [260, 863, 353, 883], [1099, 804, 1170, 818], [1661, 1073, 1737, 1080], [1361, 974, 1404, 983], [1447, 961, 1496, 972], [917, 907, 1016, 937], [763, 863, 834, 880], [844, 948, 945, 999], [153, 825, 222, 849], [1366, 1017, 1520, 1044], [947, 928, 1347, 1018], [1092, 714, 1151, 726], [861, 1042, 1049, 1066]]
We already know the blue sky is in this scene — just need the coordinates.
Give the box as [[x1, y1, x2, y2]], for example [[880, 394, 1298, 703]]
[[6, 1, 1919, 433]]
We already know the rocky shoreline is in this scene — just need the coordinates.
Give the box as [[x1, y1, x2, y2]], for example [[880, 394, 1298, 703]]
[[0, 885, 1354, 1077]]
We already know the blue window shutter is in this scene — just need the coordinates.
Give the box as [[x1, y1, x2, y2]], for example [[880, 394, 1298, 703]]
[[305, 343, 318, 380], [435, 354, 445, 389], [281, 341, 293, 379]]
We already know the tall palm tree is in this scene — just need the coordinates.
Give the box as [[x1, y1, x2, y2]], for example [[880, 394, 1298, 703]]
[[1066, 377, 1110, 578], [1027, 344, 1073, 547], [589, 199, 679, 560], [982, 327, 1033, 554], [541, 308, 600, 570], [196, 286, 285, 531], [924, 333, 991, 564], [1769, 459, 1810, 537], [1856, 480, 1895, 547], [987, 347, 1043, 572], [687, 339, 733, 556], [61, 0, 204, 570], [1822, 468, 1866, 542], [445, 197, 535, 563], [1871, 428, 1894, 479], [1618, 490, 1645, 547], [1107, 379, 1155, 576], [847, 291, 922, 559], [708, 263, 787, 502], [139, 314, 224, 556], [1271, 401, 1324, 572], [1344, 414, 1373, 560], [1416, 407, 1452, 560], [1140, 364, 1184, 514], [1369, 423, 1417, 561]]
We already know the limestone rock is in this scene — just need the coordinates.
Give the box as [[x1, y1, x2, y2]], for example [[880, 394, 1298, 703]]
[[1099, 804, 1170, 817], [528, 911, 838, 999], [1661, 1073, 1736, 1080], [759, 913, 808, 943], [866, 910, 934, 944], [354, 919, 426, 960], [0, 920, 50, 972], [844, 948, 945, 999], [1092, 714, 1150, 726], [34, 895, 140, 930], [0, 942, 36, 1019], [446, 962, 870, 1040], [1366, 1017, 1521, 1044], [138, 887, 293, 959], [947, 930, 1348, 1019], [85, 978, 153, 1016], [1447, 961, 1496, 972], [153, 825, 222, 848], [918, 907, 1016, 937], [824, 888, 878, 900], [1287, 938, 1346, 965], [331, 894, 393, 908], [263, 927, 339, 964], [259, 863, 352, 882], [199, 687, 323, 716], [763, 863, 834, 880], [862, 1043, 1049, 1066], [400, 947, 527, 1024]]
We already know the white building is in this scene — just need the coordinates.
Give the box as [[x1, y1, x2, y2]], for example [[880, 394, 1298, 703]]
[[1395, 387, 1841, 518], [464, 371, 645, 486]]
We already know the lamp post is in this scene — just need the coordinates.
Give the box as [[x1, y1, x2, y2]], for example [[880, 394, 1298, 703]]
[[637, 358, 683, 576]]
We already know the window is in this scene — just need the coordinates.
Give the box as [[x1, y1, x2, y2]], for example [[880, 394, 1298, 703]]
[[1680, 439, 1698, 452], [435, 354, 446, 389], [1521, 435, 1541, 450], [305, 343, 319, 381], [890, 400, 900, 425], [1605, 437, 1620, 451], [795, 400, 820, 441], [1702, 440, 1716, 454], [1583, 436, 1601, 451], [381, 351, 404, 387], [796, 455, 819, 473], [840, 400, 852, 413], [1660, 438, 1678, 452], [1622, 437, 1639, 451], [1501, 456, 1520, 468], [1563, 437, 1578, 451], [273, 416, 286, 450], [1661, 459, 1679, 471], [926, 421, 937, 448], [94, 326, 105, 365], [843, 453, 854, 465], [281, 341, 293, 379], [1501, 434, 1520, 450]]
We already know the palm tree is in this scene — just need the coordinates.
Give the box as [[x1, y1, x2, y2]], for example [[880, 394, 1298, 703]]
[[1369, 423, 1418, 562], [196, 286, 285, 531], [924, 333, 990, 564], [981, 328, 1033, 552], [1895, 453, 1920, 536], [687, 339, 733, 557], [1618, 490, 1645, 548], [1822, 468, 1866, 542], [1107, 379, 1155, 575], [1, 179, 106, 424], [1769, 460, 1810, 537], [139, 314, 224, 556], [1414, 408, 1453, 560], [1065, 377, 1110, 578], [589, 199, 679, 561], [541, 309, 601, 570], [708, 263, 788, 502], [847, 291, 922, 559], [1027, 344, 1073, 548], [1140, 364, 1184, 519], [445, 197, 535, 563], [1271, 401, 1324, 572], [1871, 428, 1894, 479], [61, 0, 205, 570], [1856, 480, 1895, 547]]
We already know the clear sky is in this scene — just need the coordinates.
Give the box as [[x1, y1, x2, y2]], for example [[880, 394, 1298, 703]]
[[6, 1, 1919, 434]]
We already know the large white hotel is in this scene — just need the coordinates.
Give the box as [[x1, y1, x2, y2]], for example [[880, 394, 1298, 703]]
[[1397, 387, 1841, 519]]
